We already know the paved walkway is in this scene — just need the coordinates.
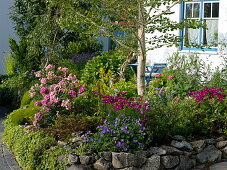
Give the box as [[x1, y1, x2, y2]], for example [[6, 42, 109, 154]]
[[191, 160, 227, 170], [209, 161, 227, 170], [0, 107, 21, 170]]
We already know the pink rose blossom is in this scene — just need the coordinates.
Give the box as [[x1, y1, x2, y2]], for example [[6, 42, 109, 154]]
[[40, 87, 49, 94], [30, 92, 36, 98], [45, 64, 54, 70], [34, 101, 42, 106], [34, 113, 42, 121], [47, 71, 56, 79], [33, 120, 38, 127], [40, 78, 49, 84], [67, 74, 77, 81], [41, 99, 48, 105], [69, 90, 77, 98], [34, 71, 42, 77], [61, 99, 72, 110], [34, 83, 39, 87], [61, 67, 69, 73]]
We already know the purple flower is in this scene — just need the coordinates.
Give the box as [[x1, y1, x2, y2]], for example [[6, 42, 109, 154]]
[[104, 120, 109, 125], [78, 87, 86, 94]]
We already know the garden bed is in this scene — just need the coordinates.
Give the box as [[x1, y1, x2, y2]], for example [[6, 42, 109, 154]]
[[2, 55, 227, 170]]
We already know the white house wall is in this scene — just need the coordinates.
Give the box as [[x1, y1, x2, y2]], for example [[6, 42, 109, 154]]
[[146, 0, 227, 70]]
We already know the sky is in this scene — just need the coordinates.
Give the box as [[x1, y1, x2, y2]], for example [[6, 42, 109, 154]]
[[0, 0, 17, 75]]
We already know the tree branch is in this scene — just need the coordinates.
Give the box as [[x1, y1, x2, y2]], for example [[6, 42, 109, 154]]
[[147, 0, 182, 25], [74, 11, 137, 52]]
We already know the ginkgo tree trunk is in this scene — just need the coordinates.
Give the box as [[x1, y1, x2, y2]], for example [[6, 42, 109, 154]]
[[47, 0, 188, 95]]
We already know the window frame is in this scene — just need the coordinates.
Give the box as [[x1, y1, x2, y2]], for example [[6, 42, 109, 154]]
[[180, 0, 220, 52]]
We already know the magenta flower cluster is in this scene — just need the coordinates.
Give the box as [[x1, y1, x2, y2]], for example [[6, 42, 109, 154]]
[[93, 91, 150, 114], [190, 88, 225, 103], [30, 64, 86, 126]]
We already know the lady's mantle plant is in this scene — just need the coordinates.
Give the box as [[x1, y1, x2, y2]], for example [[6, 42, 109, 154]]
[[29, 64, 86, 127], [83, 114, 150, 153]]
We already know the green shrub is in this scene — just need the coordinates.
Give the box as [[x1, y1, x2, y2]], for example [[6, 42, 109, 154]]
[[0, 74, 13, 84], [145, 89, 227, 145], [206, 68, 227, 88], [4, 52, 16, 74], [3, 124, 68, 170], [0, 73, 35, 107], [57, 59, 87, 79], [5, 106, 41, 126], [81, 49, 132, 85], [20, 90, 32, 107], [73, 96, 99, 116], [105, 79, 137, 98], [0, 86, 16, 106], [9, 38, 42, 74], [166, 53, 210, 94]]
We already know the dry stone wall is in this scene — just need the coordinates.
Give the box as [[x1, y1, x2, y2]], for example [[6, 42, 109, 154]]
[[58, 136, 227, 170]]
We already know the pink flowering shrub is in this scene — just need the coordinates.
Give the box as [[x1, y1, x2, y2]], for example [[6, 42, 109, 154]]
[[29, 64, 86, 127]]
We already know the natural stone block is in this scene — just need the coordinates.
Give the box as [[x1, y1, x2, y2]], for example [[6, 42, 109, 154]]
[[112, 152, 146, 169], [58, 141, 67, 146], [161, 145, 183, 155], [171, 140, 193, 151], [190, 140, 206, 152], [101, 152, 112, 161], [175, 155, 195, 170], [142, 155, 160, 170], [121, 167, 141, 170], [205, 138, 217, 144], [67, 164, 92, 170], [183, 151, 197, 158], [79, 156, 93, 165], [135, 151, 150, 158], [216, 137, 225, 142], [172, 135, 186, 141], [149, 147, 166, 156], [221, 146, 227, 159], [161, 155, 179, 169], [68, 154, 79, 165], [216, 141, 227, 149], [197, 145, 222, 163], [58, 154, 68, 162], [93, 158, 112, 170]]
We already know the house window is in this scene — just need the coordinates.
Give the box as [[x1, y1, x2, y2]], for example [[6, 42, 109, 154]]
[[181, 0, 219, 51]]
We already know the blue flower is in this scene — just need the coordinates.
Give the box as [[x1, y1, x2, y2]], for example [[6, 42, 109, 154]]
[[114, 117, 120, 122]]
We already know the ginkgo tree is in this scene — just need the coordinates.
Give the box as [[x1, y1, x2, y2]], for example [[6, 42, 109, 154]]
[[46, 0, 199, 95]]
